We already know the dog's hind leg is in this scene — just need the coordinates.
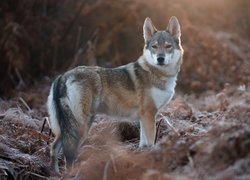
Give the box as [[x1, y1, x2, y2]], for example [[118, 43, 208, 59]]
[[50, 134, 63, 173], [62, 132, 80, 171]]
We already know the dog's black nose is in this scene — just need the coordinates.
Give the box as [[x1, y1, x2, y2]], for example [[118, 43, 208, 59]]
[[157, 57, 165, 64]]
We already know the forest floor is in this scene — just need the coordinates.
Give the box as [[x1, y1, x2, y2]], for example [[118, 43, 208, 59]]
[[0, 80, 250, 179]]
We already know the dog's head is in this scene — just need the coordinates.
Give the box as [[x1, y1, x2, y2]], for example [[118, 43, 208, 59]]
[[143, 16, 183, 67]]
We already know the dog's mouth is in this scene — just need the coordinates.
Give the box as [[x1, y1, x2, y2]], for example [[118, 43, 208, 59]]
[[157, 62, 165, 66]]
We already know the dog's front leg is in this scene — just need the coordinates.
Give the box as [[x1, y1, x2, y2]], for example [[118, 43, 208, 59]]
[[139, 99, 157, 147]]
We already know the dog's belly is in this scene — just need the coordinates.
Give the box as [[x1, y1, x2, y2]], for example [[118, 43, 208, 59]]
[[96, 100, 138, 117]]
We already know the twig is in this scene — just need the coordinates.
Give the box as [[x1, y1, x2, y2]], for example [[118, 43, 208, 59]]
[[0, 165, 10, 178], [40, 117, 52, 137], [110, 155, 117, 173], [187, 152, 195, 169], [74, 26, 82, 56], [102, 160, 110, 180], [53, 1, 86, 69], [40, 118, 47, 134], [45, 117, 51, 129], [69, 29, 98, 69], [70, 26, 83, 68], [0, 26, 12, 50], [15, 68, 27, 88], [0, 164, 9, 170], [59, 0, 86, 43], [0, 155, 25, 165], [29, 172, 48, 179], [154, 118, 163, 144], [159, 114, 180, 136], [7, 66, 16, 85], [19, 97, 31, 111]]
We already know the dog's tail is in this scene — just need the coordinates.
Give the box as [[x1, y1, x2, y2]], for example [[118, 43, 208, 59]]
[[51, 75, 80, 167]]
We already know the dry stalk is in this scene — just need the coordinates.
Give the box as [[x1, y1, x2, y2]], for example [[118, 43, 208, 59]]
[[154, 118, 163, 144], [159, 113, 180, 136], [29, 172, 48, 179], [19, 97, 31, 111], [69, 29, 98, 69], [40, 117, 52, 137], [110, 154, 117, 173], [15, 68, 27, 88], [102, 160, 110, 180], [187, 152, 195, 169]]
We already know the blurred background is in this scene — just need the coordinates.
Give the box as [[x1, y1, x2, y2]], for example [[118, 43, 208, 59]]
[[0, 0, 249, 96]]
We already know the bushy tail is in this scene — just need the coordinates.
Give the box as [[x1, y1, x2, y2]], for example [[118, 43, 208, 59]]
[[52, 75, 80, 167]]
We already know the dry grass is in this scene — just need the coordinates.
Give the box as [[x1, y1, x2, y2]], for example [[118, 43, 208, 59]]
[[0, 82, 250, 179]]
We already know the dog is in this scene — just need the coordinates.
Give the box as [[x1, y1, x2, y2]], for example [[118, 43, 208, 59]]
[[47, 16, 183, 172]]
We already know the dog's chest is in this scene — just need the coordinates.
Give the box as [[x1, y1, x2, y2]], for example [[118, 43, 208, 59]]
[[150, 76, 177, 108]]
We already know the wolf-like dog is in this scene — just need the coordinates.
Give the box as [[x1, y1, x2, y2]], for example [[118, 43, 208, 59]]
[[47, 16, 183, 172]]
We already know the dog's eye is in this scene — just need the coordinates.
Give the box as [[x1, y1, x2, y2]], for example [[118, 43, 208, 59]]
[[152, 45, 157, 49], [165, 44, 172, 49]]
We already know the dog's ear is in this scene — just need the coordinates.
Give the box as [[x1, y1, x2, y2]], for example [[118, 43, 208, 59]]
[[143, 17, 156, 43], [167, 16, 181, 40]]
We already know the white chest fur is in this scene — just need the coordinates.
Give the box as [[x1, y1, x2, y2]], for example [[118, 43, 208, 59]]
[[150, 76, 177, 109]]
